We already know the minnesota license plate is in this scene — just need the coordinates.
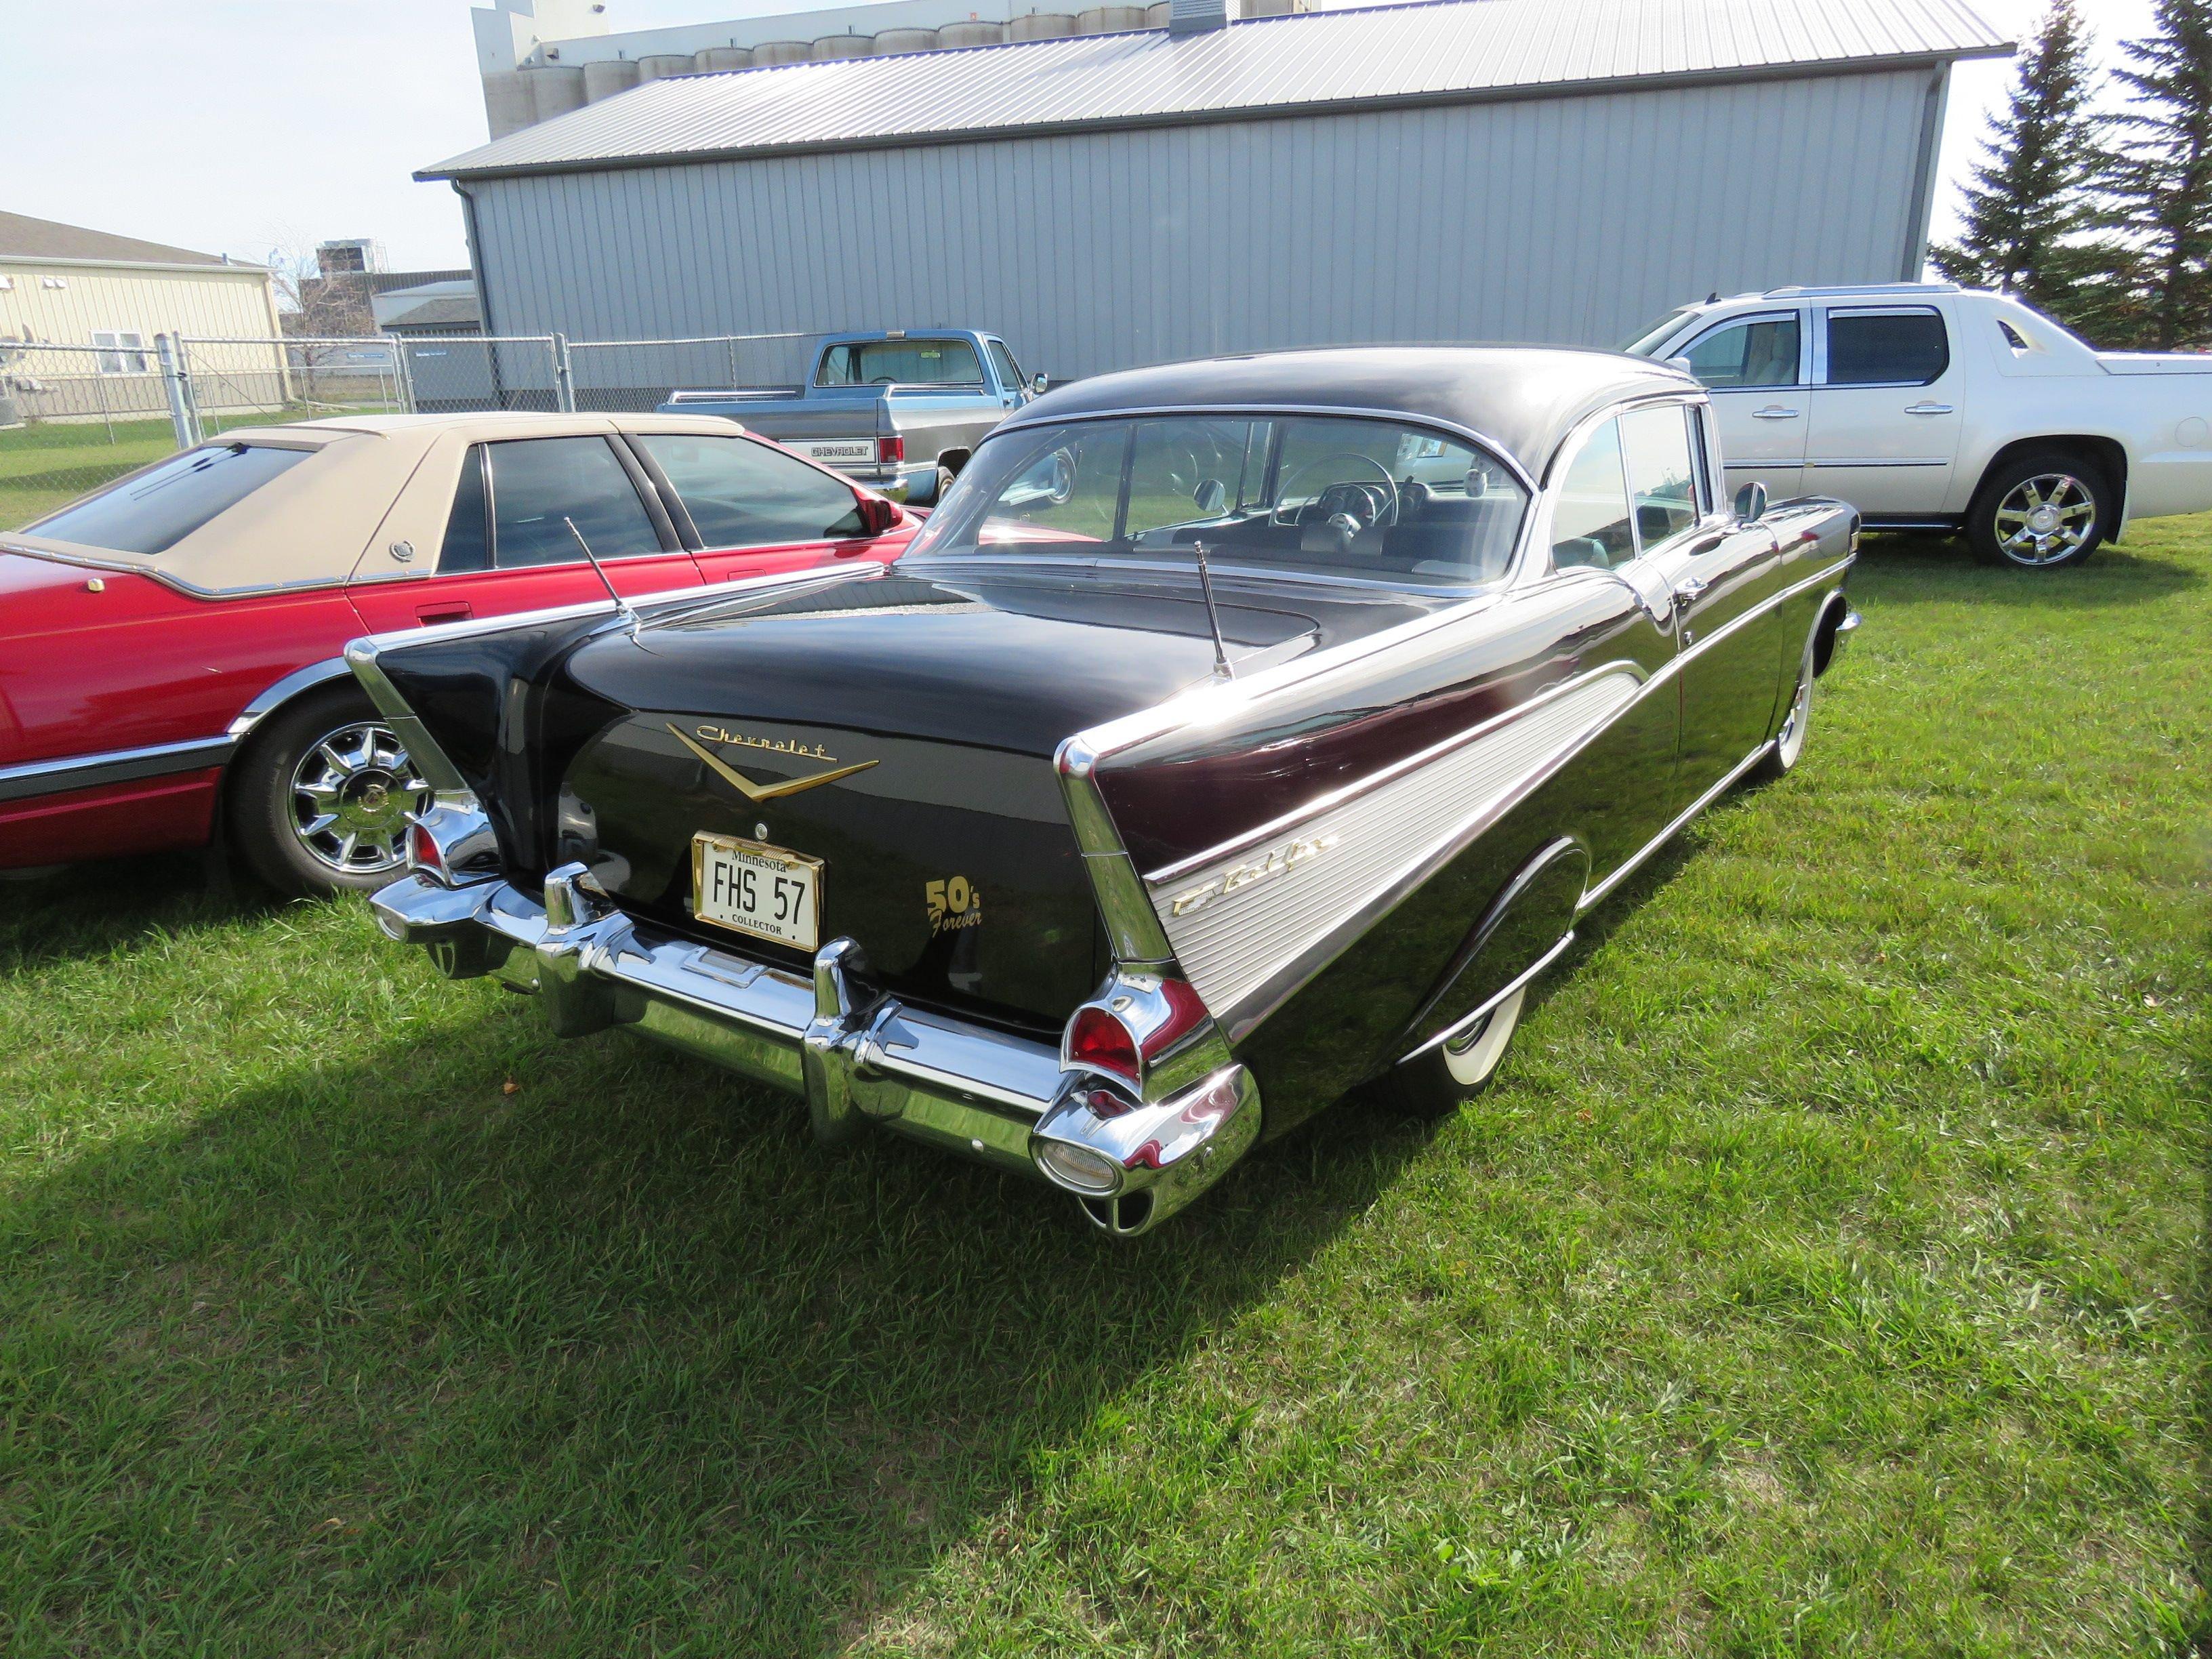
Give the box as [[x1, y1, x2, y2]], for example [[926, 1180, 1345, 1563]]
[[803, 441, 874, 464], [691, 833, 822, 951]]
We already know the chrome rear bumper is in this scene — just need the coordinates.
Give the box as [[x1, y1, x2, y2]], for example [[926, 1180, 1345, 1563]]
[[369, 864, 1259, 1231]]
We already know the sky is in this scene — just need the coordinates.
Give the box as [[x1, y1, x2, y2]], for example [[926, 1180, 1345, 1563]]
[[6, 0, 2166, 278]]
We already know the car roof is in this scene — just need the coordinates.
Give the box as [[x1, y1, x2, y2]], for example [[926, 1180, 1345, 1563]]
[[0, 411, 757, 596], [1001, 346, 1696, 483]]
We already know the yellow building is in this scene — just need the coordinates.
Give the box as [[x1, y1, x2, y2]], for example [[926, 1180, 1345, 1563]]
[[0, 211, 287, 422]]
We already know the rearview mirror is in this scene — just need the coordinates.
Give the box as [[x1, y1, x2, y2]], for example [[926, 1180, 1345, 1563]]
[[1031, 371, 1051, 395], [1192, 478, 1227, 516], [1733, 480, 1768, 525], [1666, 355, 1698, 380], [855, 493, 901, 537]]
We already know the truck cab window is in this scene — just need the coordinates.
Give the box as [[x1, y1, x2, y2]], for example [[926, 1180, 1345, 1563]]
[[817, 339, 984, 387], [1826, 309, 1950, 386], [1682, 316, 1801, 388]]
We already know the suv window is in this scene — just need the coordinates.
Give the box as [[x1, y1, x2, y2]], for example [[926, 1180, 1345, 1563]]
[[817, 338, 983, 387], [1826, 308, 1949, 386], [988, 340, 1024, 391], [487, 436, 662, 569], [28, 441, 313, 554], [636, 434, 866, 547], [1549, 420, 1635, 572], [1620, 405, 1701, 550], [1681, 315, 1800, 388]]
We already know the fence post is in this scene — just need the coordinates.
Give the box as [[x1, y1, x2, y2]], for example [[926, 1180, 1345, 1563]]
[[155, 333, 200, 449], [552, 333, 576, 413]]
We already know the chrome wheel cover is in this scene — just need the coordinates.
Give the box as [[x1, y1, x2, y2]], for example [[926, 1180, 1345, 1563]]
[[288, 720, 430, 876], [1994, 473, 2097, 566]]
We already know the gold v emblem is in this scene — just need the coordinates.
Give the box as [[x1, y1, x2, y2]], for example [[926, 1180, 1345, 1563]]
[[668, 724, 878, 802]]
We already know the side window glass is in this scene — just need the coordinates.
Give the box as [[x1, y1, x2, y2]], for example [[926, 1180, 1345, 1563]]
[[1682, 316, 1800, 388], [1549, 420, 1634, 572], [487, 436, 661, 569], [634, 434, 865, 547], [438, 447, 490, 573], [989, 341, 1024, 390], [1620, 405, 1700, 551], [1826, 310, 1950, 386]]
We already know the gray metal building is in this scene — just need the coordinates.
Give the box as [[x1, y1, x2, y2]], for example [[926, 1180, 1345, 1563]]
[[420, 0, 2009, 381]]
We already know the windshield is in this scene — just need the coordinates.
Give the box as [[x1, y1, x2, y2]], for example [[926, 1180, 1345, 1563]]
[[1620, 308, 1697, 356], [27, 441, 313, 554], [905, 413, 1529, 589]]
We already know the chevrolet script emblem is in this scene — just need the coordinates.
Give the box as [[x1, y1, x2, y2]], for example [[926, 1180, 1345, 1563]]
[[668, 724, 877, 802]]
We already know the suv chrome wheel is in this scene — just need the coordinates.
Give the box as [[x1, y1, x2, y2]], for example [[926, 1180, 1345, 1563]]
[[1994, 472, 2097, 567], [287, 720, 429, 876]]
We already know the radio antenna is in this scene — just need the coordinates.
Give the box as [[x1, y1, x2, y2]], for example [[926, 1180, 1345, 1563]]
[[1191, 539, 1234, 680], [565, 516, 643, 638]]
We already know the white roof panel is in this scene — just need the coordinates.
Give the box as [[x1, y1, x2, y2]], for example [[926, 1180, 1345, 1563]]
[[421, 0, 2008, 180]]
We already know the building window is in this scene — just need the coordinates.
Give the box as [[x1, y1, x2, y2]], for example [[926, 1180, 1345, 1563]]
[[91, 331, 152, 374]]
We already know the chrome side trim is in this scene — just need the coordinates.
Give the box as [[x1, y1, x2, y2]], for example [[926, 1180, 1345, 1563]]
[[1158, 669, 1641, 1037], [1401, 928, 1578, 1063], [1578, 739, 1776, 914], [226, 657, 354, 737], [0, 735, 234, 804]]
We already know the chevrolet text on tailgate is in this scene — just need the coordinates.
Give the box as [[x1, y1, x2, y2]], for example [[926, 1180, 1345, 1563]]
[[661, 329, 1044, 508], [1626, 281, 2212, 569], [362, 345, 1860, 1237]]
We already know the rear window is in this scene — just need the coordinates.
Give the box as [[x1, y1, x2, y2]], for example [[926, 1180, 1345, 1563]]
[[817, 338, 983, 387], [28, 441, 312, 554]]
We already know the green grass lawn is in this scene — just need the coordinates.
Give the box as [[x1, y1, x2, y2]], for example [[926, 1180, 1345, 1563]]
[[1, 523, 2205, 1656]]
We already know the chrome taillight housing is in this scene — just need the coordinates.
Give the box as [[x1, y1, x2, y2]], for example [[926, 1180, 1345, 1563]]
[[1059, 972, 1210, 1094], [405, 800, 500, 888]]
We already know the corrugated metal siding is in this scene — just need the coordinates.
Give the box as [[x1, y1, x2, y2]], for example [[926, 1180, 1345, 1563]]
[[465, 67, 1938, 377], [424, 0, 2004, 177]]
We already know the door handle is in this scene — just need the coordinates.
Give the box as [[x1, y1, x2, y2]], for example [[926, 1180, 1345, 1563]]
[[1672, 577, 1707, 608], [415, 601, 473, 625], [1751, 406, 1801, 420], [1904, 402, 1955, 415]]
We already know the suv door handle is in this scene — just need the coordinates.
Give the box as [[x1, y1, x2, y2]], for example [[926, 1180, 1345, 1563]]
[[1904, 401, 1955, 415], [1751, 406, 1800, 420], [1672, 577, 1707, 607]]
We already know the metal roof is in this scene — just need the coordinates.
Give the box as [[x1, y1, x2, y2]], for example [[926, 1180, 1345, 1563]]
[[0, 210, 241, 269], [420, 0, 2009, 181]]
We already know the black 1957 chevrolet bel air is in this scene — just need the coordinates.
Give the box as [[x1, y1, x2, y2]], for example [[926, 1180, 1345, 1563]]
[[355, 346, 1860, 1236]]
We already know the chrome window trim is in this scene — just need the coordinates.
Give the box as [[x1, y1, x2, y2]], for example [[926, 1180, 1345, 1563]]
[[0, 734, 235, 804]]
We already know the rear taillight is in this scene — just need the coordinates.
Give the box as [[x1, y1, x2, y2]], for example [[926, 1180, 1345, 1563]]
[[1061, 975, 1211, 1092], [407, 819, 446, 882], [877, 434, 905, 464]]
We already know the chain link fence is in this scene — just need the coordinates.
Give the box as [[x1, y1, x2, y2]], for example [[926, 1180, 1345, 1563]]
[[0, 327, 826, 531], [567, 331, 810, 413]]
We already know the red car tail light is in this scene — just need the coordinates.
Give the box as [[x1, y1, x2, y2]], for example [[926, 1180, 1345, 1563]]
[[877, 434, 905, 465], [1061, 975, 1212, 1092], [407, 819, 447, 882]]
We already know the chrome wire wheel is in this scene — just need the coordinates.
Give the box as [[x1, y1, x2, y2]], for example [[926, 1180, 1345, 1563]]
[[1993, 472, 2098, 567], [287, 720, 429, 876]]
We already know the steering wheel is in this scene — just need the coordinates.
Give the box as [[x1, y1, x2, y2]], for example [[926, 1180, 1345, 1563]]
[[1273, 453, 1400, 531]]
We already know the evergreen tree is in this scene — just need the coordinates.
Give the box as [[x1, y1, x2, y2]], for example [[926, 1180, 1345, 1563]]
[[2104, 0, 2212, 348], [1931, 1, 2101, 323]]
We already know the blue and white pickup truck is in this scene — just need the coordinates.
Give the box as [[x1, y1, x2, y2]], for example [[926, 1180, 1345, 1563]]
[[659, 329, 1044, 506]]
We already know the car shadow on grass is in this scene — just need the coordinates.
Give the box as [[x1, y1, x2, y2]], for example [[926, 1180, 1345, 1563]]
[[0, 852, 277, 977], [0, 985, 1439, 1652]]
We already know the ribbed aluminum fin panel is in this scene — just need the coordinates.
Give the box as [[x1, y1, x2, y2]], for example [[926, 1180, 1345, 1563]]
[[421, 0, 2008, 178], [1149, 669, 1641, 1021]]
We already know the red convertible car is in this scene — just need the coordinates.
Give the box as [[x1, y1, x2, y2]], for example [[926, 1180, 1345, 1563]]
[[0, 412, 913, 895]]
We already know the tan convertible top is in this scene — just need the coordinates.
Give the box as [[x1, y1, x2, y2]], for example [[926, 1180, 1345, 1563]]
[[0, 411, 750, 598]]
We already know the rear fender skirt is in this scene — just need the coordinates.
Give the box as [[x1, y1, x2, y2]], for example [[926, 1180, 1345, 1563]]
[[1389, 834, 1588, 1065]]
